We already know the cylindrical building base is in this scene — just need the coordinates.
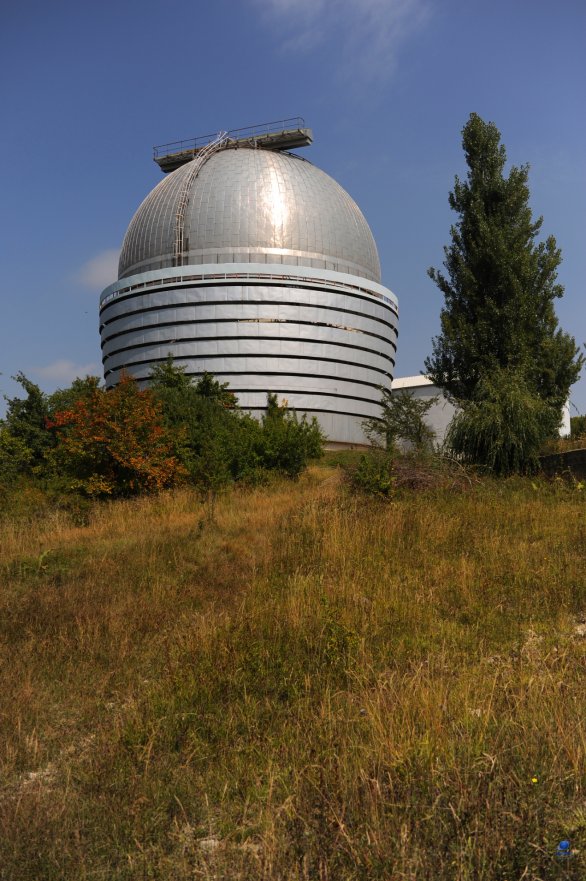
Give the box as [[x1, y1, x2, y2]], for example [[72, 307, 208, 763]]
[[100, 263, 398, 446]]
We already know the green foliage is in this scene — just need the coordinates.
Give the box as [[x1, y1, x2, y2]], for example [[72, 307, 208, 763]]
[[157, 367, 259, 497], [0, 430, 33, 490], [148, 356, 193, 392], [186, 403, 260, 512], [150, 358, 237, 407], [570, 415, 586, 440], [446, 368, 556, 475], [2, 373, 53, 473], [426, 113, 583, 420], [47, 375, 102, 415], [192, 371, 238, 408], [0, 359, 324, 509], [259, 393, 324, 479], [363, 386, 437, 452], [0, 374, 104, 490], [353, 387, 439, 499], [347, 451, 395, 497], [150, 363, 324, 500], [151, 363, 262, 499]]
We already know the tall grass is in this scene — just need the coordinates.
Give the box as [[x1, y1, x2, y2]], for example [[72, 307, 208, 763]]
[[0, 470, 584, 879]]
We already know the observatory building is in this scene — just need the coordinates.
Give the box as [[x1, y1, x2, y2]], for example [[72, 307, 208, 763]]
[[99, 119, 399, 445]]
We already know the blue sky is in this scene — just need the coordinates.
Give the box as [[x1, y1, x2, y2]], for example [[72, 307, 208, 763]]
[[1, 0, 584, 414]]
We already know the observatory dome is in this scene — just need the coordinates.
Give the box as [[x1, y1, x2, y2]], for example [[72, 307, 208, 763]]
[[118, 148, 381, 282], [101, 134, 398, 447]]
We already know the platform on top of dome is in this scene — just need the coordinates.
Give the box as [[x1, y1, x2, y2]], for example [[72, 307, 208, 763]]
[[153, 117, 313, 174]]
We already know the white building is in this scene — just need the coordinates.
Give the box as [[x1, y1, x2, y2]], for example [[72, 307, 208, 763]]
[[392, 375, 571, 445]]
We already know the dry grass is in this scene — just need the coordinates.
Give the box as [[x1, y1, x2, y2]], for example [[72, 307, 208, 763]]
[[541, 435, 586, 455], [0, 469, 585, 879]]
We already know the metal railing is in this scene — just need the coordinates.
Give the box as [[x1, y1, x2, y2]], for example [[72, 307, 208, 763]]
[[100, 267, 398, 312], [153, 117, 306, 159]]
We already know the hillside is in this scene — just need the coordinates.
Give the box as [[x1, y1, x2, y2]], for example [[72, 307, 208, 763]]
[[1, 468, 585, 880]]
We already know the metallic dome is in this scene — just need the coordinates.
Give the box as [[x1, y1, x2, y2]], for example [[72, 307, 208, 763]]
[[118, 147, 381, 282]]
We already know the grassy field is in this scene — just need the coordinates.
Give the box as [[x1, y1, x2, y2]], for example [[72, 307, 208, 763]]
[[0, 467, 585, 880]]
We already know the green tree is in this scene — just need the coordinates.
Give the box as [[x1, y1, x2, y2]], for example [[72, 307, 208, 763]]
[[259, 393, 324, 479], [426, 113, 583, 421], [0, 373, 106, 480], [149, 362, 258, 494], [192, 371, 237, 408], [47, 376, 102, 416], [445, 367, 556, 476], [570, 415, 586, 440], [0, 374, 108, 494], [2, 373, 53, 472], [0, 430, 34, 490], [150, 359, 236, 408], [150, 362, 324, 490], [149, 357, 193, 393], [363, 387, 438, 453]]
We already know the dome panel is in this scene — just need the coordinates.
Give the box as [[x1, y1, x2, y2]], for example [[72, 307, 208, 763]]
[[118, 148, 381, 282]]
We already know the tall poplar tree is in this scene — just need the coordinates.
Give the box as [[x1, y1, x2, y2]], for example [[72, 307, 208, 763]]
[[425, 113, 582, 420]]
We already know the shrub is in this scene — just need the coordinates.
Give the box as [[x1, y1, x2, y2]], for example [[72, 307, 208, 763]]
[[48, 373, 186, 497], [363, 386, 437, 453], [446, 368, 558, 475], [0, 429, 33, 486], [570, 415, 586, 440], [257, 393, 324, 479], [151, 363, 324, 489], [346, 451, 395, 498], [1, 372, 54, 475]]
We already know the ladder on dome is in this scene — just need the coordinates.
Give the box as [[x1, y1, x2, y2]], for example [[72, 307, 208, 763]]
[[173, 131, 228, 267]]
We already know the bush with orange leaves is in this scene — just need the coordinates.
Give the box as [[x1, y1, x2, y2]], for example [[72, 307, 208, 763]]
[[47, 373, 187, 497]]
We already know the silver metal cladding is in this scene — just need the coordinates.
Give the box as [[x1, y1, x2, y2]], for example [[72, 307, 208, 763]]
[[118, 148, 381, 283], [104, 146, 398, 446]]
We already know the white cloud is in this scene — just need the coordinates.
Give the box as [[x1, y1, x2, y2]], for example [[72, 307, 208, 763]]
[[254, 0, 431, 82], [33, 360, 100, 384], [75, 248, 120, 290]]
